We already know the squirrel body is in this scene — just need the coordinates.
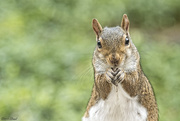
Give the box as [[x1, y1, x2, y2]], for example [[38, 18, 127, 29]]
[[82, 84, 147, 121], [82, 14, 158, 121]]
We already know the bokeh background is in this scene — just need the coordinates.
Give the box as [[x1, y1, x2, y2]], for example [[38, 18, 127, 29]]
[[0, 0, 180, 121]]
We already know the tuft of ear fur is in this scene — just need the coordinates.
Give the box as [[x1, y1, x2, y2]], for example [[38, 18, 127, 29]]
[[92, 19, 102, 38], [121, 14, 130, 33]]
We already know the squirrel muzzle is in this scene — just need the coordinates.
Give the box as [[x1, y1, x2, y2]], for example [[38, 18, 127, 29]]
[[107, 53, 120, 67]]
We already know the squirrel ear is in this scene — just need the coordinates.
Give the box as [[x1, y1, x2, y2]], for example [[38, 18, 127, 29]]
[[92, 19, 102, 38], [121, 14, 130, 33]]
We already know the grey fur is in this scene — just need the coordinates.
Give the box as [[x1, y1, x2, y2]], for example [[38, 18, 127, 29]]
[[101, 26, 124, 47]]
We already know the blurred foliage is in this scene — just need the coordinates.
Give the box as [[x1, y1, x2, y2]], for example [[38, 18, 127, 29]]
[[0, 0, 179, 121]]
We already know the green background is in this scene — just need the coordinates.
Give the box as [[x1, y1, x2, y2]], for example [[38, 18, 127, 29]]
[[0, 0, 179, 121]]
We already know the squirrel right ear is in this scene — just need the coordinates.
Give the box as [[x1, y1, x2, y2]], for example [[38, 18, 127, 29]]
[[121, 14, 130, 33], [92, 19, 102, 38]]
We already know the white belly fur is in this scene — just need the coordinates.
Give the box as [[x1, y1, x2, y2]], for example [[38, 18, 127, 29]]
[[82, 84, 147, 121]]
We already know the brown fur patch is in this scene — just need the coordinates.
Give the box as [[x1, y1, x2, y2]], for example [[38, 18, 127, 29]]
[[84, 74, 112, 117], [121, 65, 158, 121]]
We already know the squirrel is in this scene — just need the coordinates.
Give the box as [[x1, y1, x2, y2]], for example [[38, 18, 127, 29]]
[[82, 14, 158, 121]]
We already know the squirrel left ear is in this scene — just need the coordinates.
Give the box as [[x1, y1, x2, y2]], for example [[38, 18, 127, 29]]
[[92, 19, 102, 38], [121, 14, 130, 33]]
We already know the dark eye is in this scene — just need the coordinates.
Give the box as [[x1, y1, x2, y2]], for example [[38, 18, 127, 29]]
[[97, 40, 102, 48], [125, 37, 129, 45]]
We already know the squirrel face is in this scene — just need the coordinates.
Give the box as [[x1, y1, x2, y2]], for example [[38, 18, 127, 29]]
[[92, 15, 140, 74]]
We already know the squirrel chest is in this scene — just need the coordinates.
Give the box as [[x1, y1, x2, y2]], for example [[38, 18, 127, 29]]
[[82, 84, 147, 121]]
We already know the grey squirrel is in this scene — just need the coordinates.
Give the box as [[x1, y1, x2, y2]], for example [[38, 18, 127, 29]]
[[82, 14, 158, 121]]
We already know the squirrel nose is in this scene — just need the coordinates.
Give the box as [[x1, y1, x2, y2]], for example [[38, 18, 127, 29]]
[[108, 53, 120, 66]]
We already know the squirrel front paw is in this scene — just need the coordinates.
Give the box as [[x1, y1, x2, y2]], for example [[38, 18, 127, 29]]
[[106, 68, 125, 86]]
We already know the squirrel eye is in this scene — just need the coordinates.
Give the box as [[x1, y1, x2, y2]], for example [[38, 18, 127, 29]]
[[97, 40, 102, 48], [125, 37, 129, 45]]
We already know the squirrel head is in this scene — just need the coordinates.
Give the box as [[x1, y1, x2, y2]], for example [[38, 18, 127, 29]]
[[92, 14, 140, 74]]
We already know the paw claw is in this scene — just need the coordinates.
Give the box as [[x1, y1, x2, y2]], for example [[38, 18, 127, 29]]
[[105, 68, 125, 85]]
